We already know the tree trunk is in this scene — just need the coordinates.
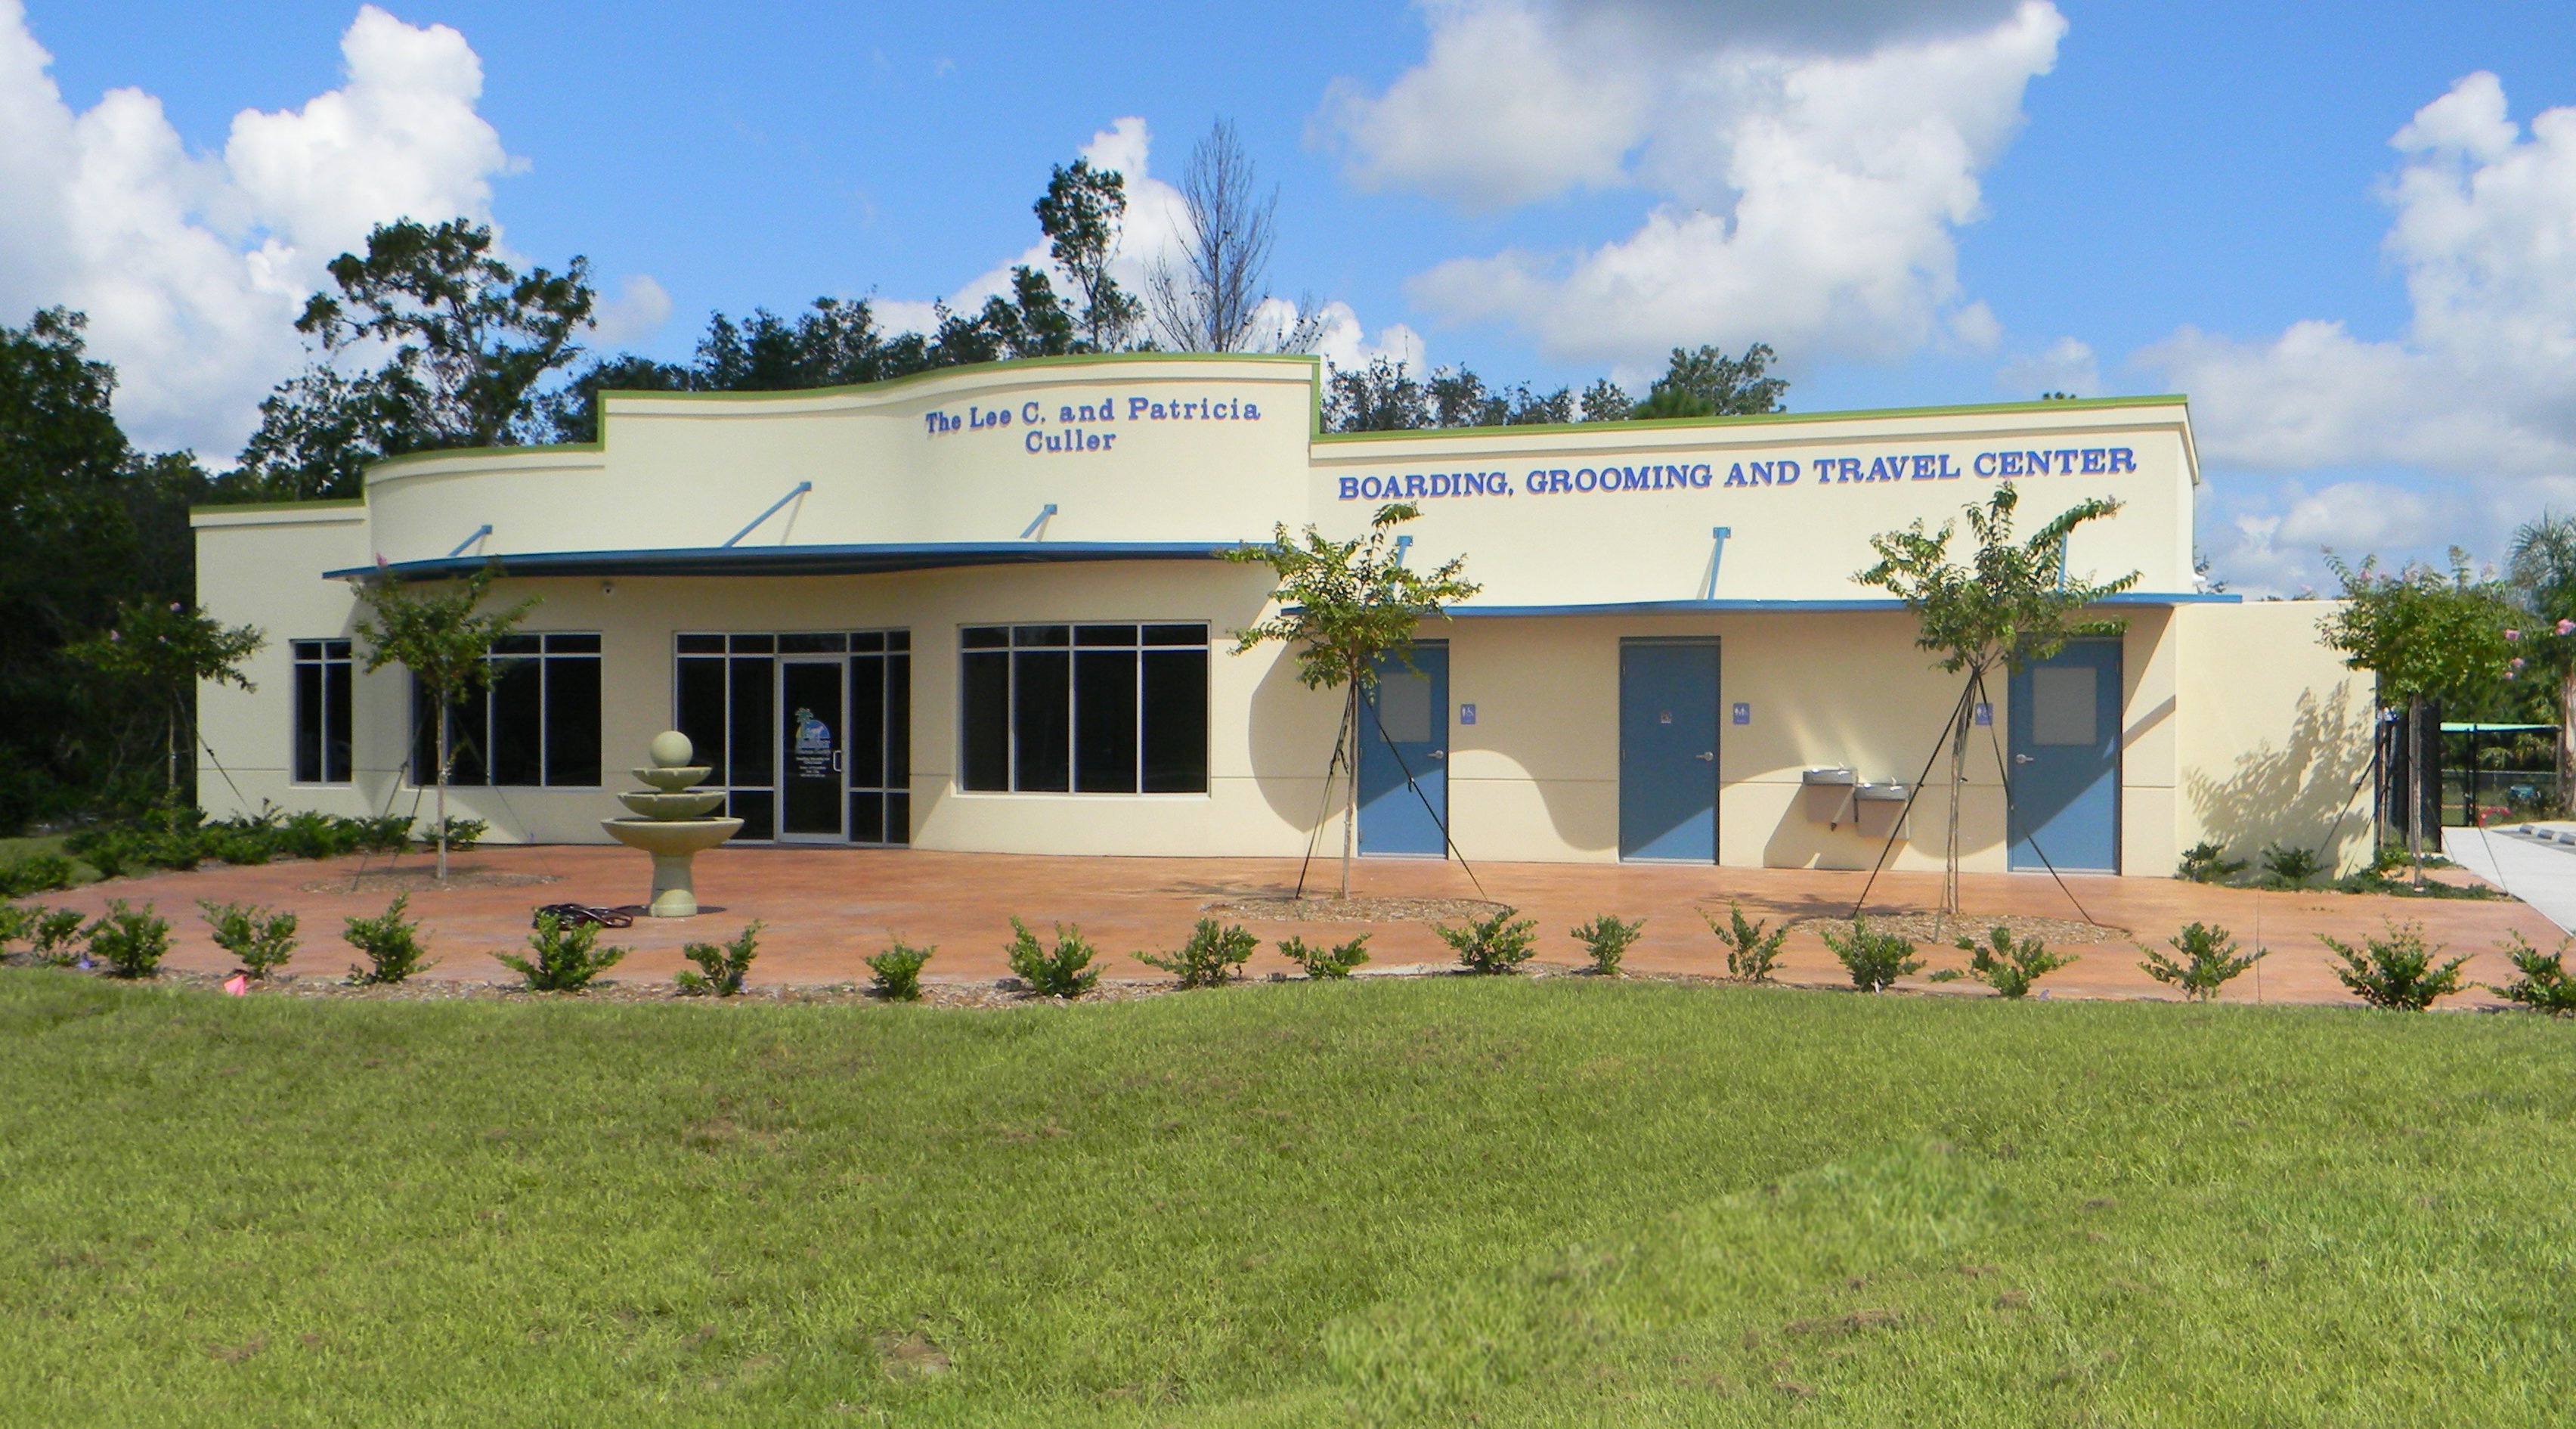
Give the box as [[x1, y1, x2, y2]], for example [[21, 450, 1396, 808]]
[[1339, 681, 1358, 900], [1942, 680, 1972, 936], [435, 698, 451, 887], [2407, 692, 2425, 887], [2560, 670, 2575, 815], [164, 702, 178, 801]]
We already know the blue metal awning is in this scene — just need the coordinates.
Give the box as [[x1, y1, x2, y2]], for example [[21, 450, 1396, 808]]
[[327, 541, 1235, 581]]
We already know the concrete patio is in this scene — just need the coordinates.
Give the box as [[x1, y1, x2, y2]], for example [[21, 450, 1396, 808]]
[[24, 845, 2568, 1008]]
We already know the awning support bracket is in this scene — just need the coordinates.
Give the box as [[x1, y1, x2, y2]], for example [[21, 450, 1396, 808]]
[[1020, 503, 1059, 539], [446, 524, 493, 559], [723, 482, 813, 548], [1703, 526, 1732, 598]]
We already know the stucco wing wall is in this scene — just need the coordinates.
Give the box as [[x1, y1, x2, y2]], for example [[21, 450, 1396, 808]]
[[190, 507, 381, 822], [2175, 600, 2375, 875]]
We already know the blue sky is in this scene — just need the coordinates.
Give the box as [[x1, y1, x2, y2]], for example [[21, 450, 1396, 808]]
[[10, 0, 2576, 593]]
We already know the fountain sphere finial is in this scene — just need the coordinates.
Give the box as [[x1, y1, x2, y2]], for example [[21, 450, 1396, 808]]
[[648, 730, 694, 769]]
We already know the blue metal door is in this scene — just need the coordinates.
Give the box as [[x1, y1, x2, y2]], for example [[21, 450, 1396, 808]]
[[1358, 643, 1448, 857], [2008, 640, 2120, 873], [1620, 640, 1720, 861]]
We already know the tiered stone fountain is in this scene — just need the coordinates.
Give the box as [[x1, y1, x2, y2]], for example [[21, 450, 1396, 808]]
[[602, 730, 743, 917]]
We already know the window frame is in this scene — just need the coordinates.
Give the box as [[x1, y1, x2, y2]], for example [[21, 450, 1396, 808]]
[[290, 638, 354, 786], [956, 622, 1210, 797]]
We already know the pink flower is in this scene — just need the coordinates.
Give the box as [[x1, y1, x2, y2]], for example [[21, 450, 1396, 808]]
[[2512, 657, 2528, 671], [2557, 618, 2573, 636], [2506, 628, 2522, 641], [107, 630, 119, 642]]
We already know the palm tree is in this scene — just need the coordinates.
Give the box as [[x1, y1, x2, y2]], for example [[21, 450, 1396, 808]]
[[2506, 511, 2576, 813]]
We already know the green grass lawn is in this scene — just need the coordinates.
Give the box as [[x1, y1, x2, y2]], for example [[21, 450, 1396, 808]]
[[4, 972, 2572, 1426]]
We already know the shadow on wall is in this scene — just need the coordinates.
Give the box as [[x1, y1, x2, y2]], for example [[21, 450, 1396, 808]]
[[2185, 685, 2373, 874]]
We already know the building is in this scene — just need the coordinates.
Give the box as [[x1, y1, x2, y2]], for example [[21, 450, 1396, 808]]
[[193, 354, 2376, 877]]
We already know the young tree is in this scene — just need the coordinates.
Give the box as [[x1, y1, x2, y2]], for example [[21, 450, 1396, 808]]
[[1578, 377, 1635, 423], [1035, 157, 1142, 350], [2506, 510, 2576, 811], [1856, 485, 2140, 921], [1227, 504, 1480, 897], [354, 566, 537, 885], [1145, 120, 1324, 354], [63, 602, 265, 799], [2318, 550, 2516, 881], [233, 219, 596, 499]]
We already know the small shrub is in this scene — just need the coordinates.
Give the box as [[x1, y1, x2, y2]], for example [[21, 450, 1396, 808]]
[[2262, 844, 2322, 888], [677, 922, 762, 997], [2320, 919, 2468, 1011], [1280, 933, 1370, 980], [865, 941, 934, 1001], [343, 894, 433, 985], [497, 911, 627, 992], [1934, 925, 2073, 998], [1135, 918, 1258, 988], [2486, 931, 2576, 1016], [17, 907, 88, 966], [1007, 917, 1099, 998], [199, 900, 299, 980], [350, 814, 416, 854], [1437, 907, 1538, 975], [2176, 840, 2246, 884], [0, 851, 77, 897], [420, 816, 488, 850], [1821, 919, 1922, 992], [2141, 922, 2266, 1002], [1705, 903, 1788, 983], [1568, 914, 1644, 975], [0, 903, 25, 956], [85, 900, 171, 979]]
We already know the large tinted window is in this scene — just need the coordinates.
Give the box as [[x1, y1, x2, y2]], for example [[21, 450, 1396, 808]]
[[959, 623, 1207, 794], [408, 634, 602, 787]]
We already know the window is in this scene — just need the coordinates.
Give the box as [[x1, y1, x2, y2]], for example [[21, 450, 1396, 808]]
[[959, 622, 1206, 793], [410, 633, 602, 787], [673, 631, 910, 844], [292, 640, 352, 783]]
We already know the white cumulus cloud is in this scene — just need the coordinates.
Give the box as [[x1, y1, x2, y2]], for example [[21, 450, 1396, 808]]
[[2141, 72, 2576, 591], [1323, 0, 2064, 369], [0, 2, 549, 457], [1997, 336, 2098, 397]]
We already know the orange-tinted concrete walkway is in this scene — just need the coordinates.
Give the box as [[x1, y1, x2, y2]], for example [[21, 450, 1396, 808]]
[[23, 845, 2565, 1007]]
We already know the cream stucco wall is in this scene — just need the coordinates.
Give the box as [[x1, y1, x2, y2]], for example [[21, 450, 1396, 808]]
[[189, 354, 2371, 876], [2174, 600, 2376, 876]]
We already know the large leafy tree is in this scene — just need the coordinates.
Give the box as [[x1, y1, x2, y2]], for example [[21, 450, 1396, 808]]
[[355, 566, 537, 885], [1035, 157, 1142, 351], [2319, 550, 2517, 879], [1856, 485, 2139, 921], [0, 308, 207, 827], [230, 219, 596, 500], [1632, 343, 1788, 420], [1227, 504, 1480, 897]]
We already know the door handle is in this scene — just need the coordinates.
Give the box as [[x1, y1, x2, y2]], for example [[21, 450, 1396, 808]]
[[1427, 750, 1446, 760], [2013, 753, 2034, 765], [832, 750, 844, 772], [1695, 752, 1714, 761]]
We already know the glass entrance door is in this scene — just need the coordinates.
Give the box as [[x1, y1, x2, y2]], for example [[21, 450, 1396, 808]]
[[778, 658, 846, 842]]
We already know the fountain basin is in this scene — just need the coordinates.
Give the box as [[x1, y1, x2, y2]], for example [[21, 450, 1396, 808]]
[[601, 816, 744, 917], [618, 789, 727, 820], [633, 764, 714, 793]]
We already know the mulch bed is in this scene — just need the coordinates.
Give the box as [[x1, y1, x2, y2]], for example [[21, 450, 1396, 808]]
[[296, 866, 565, 894], [1785, 911, 2132, 946], [1200, 894, 1510, 924]]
